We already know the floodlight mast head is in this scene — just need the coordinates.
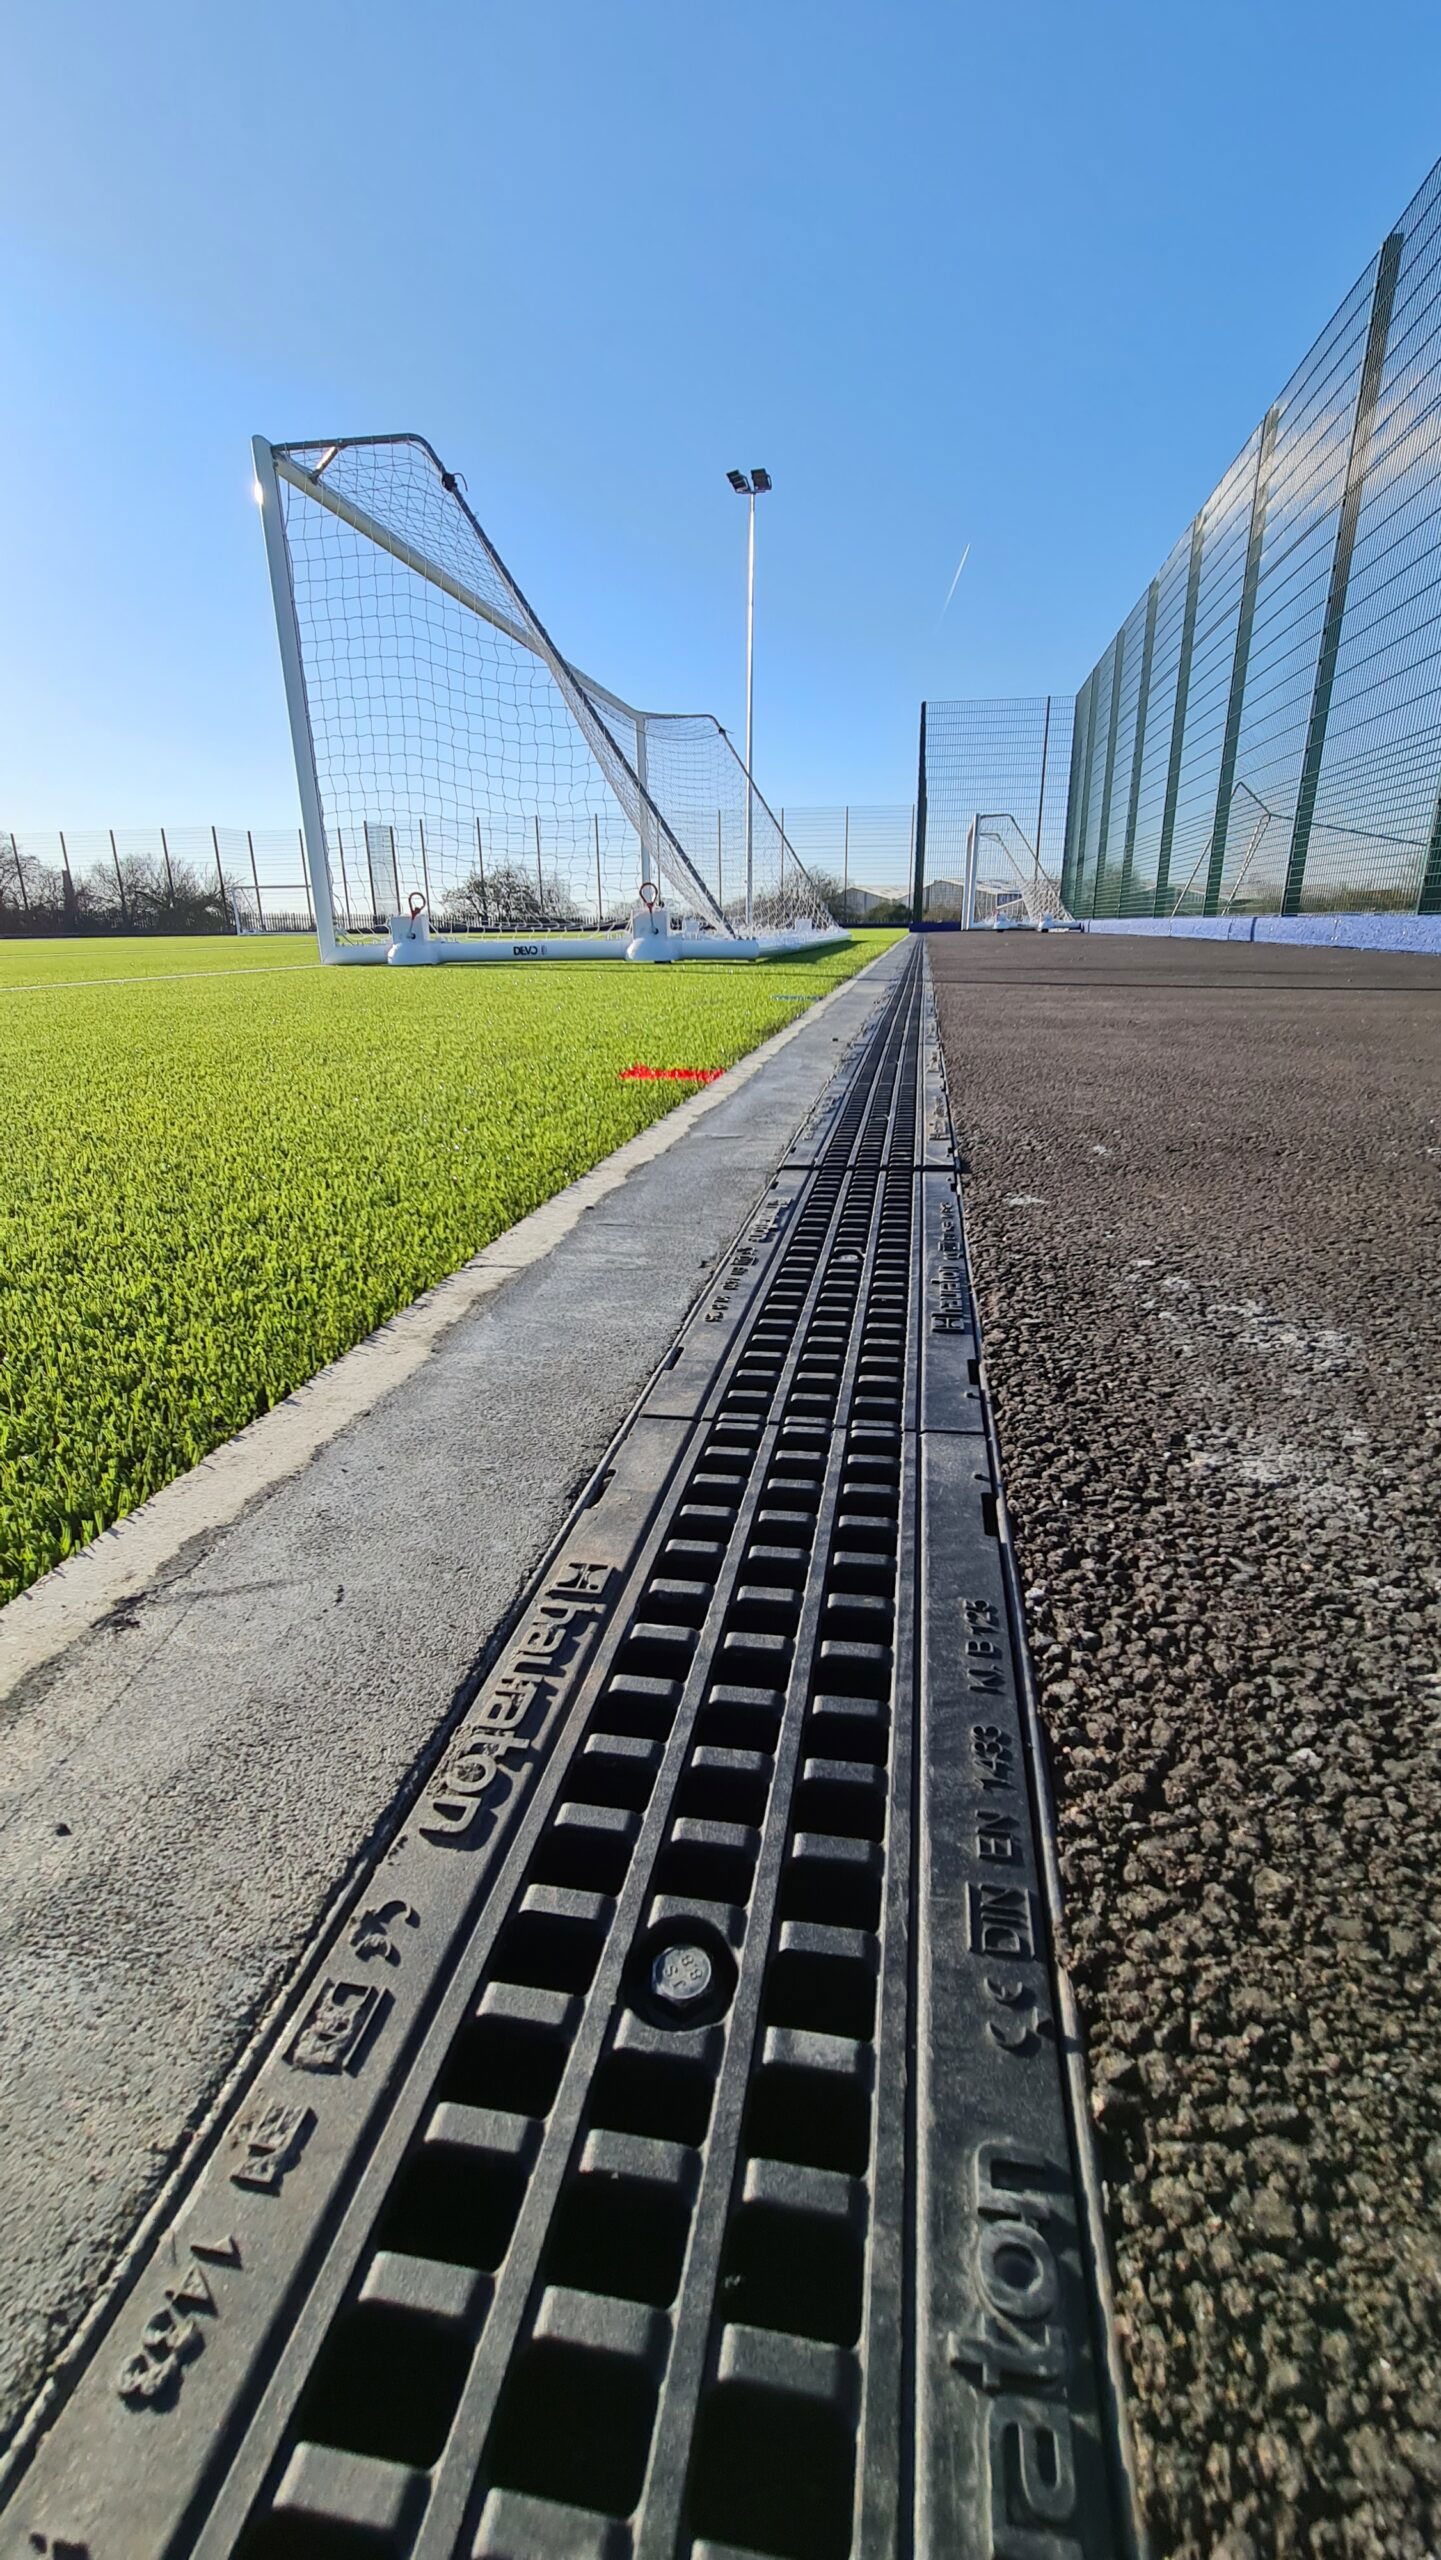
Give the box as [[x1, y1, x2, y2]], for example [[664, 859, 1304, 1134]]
[[726, 468, 772, 929]]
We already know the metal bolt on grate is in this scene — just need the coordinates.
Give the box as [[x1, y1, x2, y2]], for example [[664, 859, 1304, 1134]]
[[3, 948, 1141, 2560]]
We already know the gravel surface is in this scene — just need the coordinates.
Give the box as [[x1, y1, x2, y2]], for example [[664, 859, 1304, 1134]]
[[930, 932, 1441, 2560]]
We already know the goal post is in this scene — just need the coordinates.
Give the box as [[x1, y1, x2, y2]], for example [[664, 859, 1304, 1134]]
[[251, 431, 840, 962], [252, 435, 340, 962]]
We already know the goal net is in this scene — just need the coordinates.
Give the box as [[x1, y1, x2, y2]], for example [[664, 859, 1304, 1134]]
[[253, 433, 835, 951], [971, 814, 1073, 924]]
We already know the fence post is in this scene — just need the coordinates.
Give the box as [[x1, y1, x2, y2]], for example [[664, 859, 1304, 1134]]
[[1419, 788, 1441, 913], [595, 813, 604, 930], [110, 829, 128, 923], [475, 818, 489, 927], [300, 829, 316, 927], [912, 707, 928, 926], [246, 831, 263, 929], [159, 826, 176, 903], [1155, 513, 1206, 913], [58, 831, 78, 931], [717, 808, 723, 909], [1283, 231, 1404, 915], [1204, 406, 1280, 913], [1118, 585, 1159, 915], [1093, 626, 1127, 917], [1033, 699, 1052, 907], [418, 816, 433, 911], [534, 813, 544, 919], [1074, 674, 1103, 913], [843, 806, 850, 920], [336, 832, 354, 931], [1061, 675, 1095, 913], [211, 824, 232, 929]]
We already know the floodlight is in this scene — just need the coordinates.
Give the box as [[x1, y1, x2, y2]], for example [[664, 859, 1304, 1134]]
[[724, 465, 775, 928]]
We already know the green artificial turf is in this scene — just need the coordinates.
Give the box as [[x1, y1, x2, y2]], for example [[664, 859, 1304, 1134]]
[[0, 931, 896, 1601]]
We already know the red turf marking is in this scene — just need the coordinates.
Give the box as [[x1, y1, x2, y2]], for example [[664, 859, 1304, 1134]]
[[619, 1064, 724, 1084]]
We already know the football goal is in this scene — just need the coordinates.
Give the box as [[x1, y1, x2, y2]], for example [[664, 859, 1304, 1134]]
[[252, 433, 842, 965]]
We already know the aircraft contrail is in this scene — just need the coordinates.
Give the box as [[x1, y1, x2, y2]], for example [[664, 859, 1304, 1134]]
[[940, 542, 971, 619]]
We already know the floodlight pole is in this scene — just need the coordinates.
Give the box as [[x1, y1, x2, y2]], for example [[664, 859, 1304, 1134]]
[[252, 435, 339, 960], [744, 490, 757, 934], [729, 468, 770, 935]]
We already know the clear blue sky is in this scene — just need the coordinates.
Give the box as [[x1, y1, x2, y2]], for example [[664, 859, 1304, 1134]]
[[4, 0, 1441, 825]]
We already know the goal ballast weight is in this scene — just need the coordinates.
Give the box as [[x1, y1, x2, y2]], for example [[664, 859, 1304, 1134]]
[[253, 432, 842, 965], [386, 891, 837, 968]]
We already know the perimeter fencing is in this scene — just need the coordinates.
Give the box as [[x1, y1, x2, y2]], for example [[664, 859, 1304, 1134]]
[[774, 806, 915, 922], [0, 809, 920, 938], [0, 828, 314, 938], [913, 697, 1076, 922], [1062, 152, 1441, 920]]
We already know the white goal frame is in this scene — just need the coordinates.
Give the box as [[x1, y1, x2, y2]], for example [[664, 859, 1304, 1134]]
[[253, 432, 841, 966]]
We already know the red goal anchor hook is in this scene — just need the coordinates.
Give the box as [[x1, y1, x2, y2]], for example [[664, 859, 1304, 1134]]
[[408, 891, 428, 920], [638, 880, 660, 913]]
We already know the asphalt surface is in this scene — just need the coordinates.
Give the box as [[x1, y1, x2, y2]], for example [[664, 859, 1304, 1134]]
[[930, 932, 1441, 2560], [0, 939, 906, 2464]]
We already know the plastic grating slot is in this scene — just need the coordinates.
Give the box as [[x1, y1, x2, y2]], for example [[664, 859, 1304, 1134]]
[[8, 950, 1135, 2560]]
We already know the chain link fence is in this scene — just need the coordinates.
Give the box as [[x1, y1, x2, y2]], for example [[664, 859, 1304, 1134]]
[[1064, 153, 1441, 920]]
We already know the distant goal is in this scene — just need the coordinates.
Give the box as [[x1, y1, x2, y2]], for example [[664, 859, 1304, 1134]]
[[252, 433, 840, 965]]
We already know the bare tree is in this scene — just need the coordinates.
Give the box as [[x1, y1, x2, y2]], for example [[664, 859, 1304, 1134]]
[[442, 861, 581, 931]]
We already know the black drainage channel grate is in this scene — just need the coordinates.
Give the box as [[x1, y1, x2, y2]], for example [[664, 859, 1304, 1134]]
[[5, 947, 1141, 2560]]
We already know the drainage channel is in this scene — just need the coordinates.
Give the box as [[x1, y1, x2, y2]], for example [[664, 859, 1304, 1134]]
[[6, 945, 1138, 2560]]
